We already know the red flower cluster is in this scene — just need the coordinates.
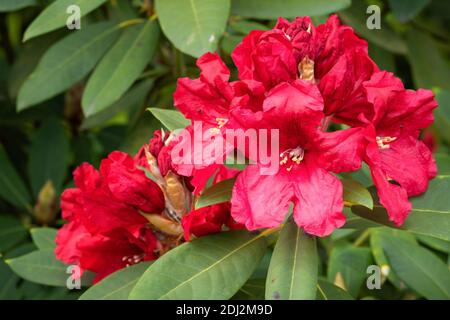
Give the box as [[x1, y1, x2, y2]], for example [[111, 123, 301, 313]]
[[172, 15, 437, 236], [56, 131, 240, 281], [56, 15, 438, 281]]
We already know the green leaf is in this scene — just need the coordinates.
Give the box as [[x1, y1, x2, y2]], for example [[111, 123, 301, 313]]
[[0, 144, 31, 210], [155, 0, 230, 57], [148, 108, 190, 131], [30, 228, 57, 250], [435, 90, 450, 144], [232, 278, 265, 300], [6, 250, 92, 287], [195, 178, 235, 209], [23, 0, 108, 41], [388, 0, 430, 23], [342, 178, 373, 209], [81, 77, 156, 130], [266, 219, 318, 300], [80, 262, 152, 300], [327, 245, 372, 297], [380, 234, 450, 299], [129, 230, 267, 299], [370, 228, 417, 289], [28, 118, 71, 196], [339, 1, 407, 54], [82, 20, 159, 116], [351, 177, 450, 241], [0, 0, 36, 12], [416, 234, 449, 253], [316, 278, 353, 300], [0, 216, 27, 254], [17, 22, 120, 111], [406, 30, 450, 90], [231, 0, 351, 19]]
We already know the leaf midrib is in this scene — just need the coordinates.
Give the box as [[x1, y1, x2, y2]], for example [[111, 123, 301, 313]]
[[26, 24, 117, 93], [386, 240, 450, 299], [159, 234, 264, 299], [85, 21, 150, 115]]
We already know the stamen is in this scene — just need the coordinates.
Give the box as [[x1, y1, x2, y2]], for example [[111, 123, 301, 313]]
[[376, 136, 397, 149], [306, 24, 312, 34], [279, 147, 305, 171], [216, 117, 228, 128]]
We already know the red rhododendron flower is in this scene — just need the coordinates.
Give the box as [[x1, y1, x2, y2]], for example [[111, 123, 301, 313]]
[[229, 80, 366, 236], [232, 15, 379, 125], [56, 152, 164, 282], [361, 71, 437, 225]]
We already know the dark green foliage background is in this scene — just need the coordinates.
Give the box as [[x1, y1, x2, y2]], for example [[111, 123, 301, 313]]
[[0, 0, 449, 300]]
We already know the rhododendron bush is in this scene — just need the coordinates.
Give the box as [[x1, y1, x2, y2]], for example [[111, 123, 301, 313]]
[[1, 0, 450, 301]]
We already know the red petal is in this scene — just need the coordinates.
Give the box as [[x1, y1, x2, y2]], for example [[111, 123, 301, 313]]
[[231, 164, 293, 230], [378, 136, 437, 197], [316, 127, 368, 173], [292, 156, 345, 236]]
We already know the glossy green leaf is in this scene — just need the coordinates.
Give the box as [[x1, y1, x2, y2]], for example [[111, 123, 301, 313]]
[[81, 78, 155, 130], [406, 30, 450, 90], [155, 0, 230, 57], [129, 231, 267, 299], [23, 0, 108, 41], [195, 178, 235, 209], [370, 228, 416, 289], [388, 0, 430, 23], [316, 278, 353, 300], [0, 0, 36, 12], [6, 249, 92, 287], [231, 0, 351, 19], [17, 22, 120, 111], [339, 2, 407, 54], [0, 144, 31, 210], [327, 245, 372, 297], [266, 219, 318, 300], [82, 20, 159, 116], [351, 177, 450, 241], [342, 178, 373, 209], [380, 234, 450, 299], [30, 228, 57, 250], [0, 216, 27, 254], [28, 118, 71, 196], [147, 108, 190, 131], [416, 234, 449, 253], [80, 262, 152, 300]]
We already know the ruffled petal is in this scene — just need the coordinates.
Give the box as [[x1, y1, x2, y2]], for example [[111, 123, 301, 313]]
[[292, 156, 345, 236], [231, 164, 293, 230], [232, 29, 297, 88], [55, 221, 89, 265], [174, 53, 233, 124], [101, 151, 165, 213], [315, 127, 368, 173], [366, 142, 412, 225], [378, 135, 437, 196]]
